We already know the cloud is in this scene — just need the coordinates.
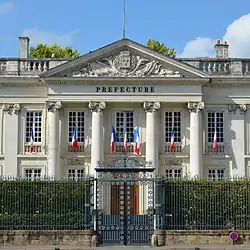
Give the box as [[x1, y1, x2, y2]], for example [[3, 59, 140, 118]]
[[0, 1, 13, 13], [21, 29, 78, 47], [180, 14, 250, 58]]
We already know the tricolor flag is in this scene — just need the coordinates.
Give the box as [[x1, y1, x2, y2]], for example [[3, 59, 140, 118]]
[[124, 130, 128, 152], [133, 126, 140, 155], [169, 128, 175, 152], [29, 124, 35, 153], [212, 130, 217, 151], [110, 126, 117, 153], [71, 127, 78, 151]]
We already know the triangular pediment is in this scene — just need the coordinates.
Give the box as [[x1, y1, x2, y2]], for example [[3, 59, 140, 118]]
[[40, 39, 209, 78]]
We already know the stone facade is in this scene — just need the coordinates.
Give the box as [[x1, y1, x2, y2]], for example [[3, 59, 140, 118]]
[[0, 37, 250, 179]]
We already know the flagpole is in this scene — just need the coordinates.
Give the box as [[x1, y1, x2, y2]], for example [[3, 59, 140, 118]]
[[122, 0, 126, 39]]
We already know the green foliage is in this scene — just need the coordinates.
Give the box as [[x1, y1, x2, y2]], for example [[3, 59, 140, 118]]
[[146, 39, 176, 58], [0, 180, 93, 230], [164, 179, 250, 230], [29, 44, 80, 59]]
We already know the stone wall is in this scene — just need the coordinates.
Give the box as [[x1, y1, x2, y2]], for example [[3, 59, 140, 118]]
[[155, 230, 250, 246], [0, 230, 96, 247]]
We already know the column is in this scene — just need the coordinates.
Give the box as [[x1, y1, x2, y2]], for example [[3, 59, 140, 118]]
[[89, 101, 105, 176], [143, 101, 160, 215], [3, 104, 20, 176], [188, 101, 204, 177], [229, 104, 247, 177], [143, 101, 160, 167], [46, 101, 62, 177]]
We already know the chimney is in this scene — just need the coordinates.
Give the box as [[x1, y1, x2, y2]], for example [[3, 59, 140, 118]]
[[19, 37, 30, 59], [214, 40, 229, 58]]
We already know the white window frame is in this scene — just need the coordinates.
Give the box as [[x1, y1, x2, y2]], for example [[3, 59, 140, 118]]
[[165, 168, 183, 179], [67, 110, 86, 153], [112, 109, 138, 154], [23, 109, 44, 154], [21, 165, 45, 180], [67, 168, 85, 180], [208, 168, 225, 181], [206, 110, 225, 154], [161, 109, 184, 154]]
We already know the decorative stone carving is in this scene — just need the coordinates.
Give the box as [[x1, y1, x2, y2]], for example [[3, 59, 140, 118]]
[[2, 103, 20, 114], [72, 50, 183, 78], [143, 101, 160, 112], [45, 101, 62, 112], [67, 159, 85, 165], [228, 104, 247, 113], [187, 101, 205, 112], [165, 159, 182, 166], [89, 101, 105, 112]]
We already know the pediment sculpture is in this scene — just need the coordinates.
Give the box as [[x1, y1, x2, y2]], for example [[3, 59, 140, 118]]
[[72, 50, 183, 77]]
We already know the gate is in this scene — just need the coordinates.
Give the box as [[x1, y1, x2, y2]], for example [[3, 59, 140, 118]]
[[95, 157, 155, 245]]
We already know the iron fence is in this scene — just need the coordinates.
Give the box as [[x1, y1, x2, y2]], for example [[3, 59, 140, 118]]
[[155, 178, 250, 230], [0, 177, 94, 230]]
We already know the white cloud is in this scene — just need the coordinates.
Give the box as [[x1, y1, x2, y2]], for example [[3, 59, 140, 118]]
[[21, 29, 78, 47], [0, 1, 13, 13], [180, 13, 250, 58]]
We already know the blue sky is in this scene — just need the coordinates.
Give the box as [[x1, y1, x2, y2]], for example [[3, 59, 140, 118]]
[[1, 0, 250, 58]]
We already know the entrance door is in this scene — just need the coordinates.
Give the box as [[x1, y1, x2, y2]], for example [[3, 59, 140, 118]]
[[97, 178, 154, 245]]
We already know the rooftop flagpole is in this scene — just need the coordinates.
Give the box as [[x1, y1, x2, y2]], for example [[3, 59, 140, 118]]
[[123, 0, 126, 39]]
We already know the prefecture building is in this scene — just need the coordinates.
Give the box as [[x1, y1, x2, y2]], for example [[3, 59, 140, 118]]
[[0, 37, 249, 180]]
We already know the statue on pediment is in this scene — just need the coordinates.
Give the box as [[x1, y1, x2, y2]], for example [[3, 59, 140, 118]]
[[72, 50, 182, 77]]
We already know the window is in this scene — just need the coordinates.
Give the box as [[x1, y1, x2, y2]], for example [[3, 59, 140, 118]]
[[207, 112, 224, 153], [115, 111, 134, 153], [25, 111, 42, 153], [208, 169, 225, 180], [24, 168, 42, 180], [165, 169, 182, 179], [67, 169, 84, 180], [68, 111, 85, 152], [164, 111, 182, 152]]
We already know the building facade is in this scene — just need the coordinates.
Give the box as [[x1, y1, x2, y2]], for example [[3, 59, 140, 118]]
[[0, 37, 249, 180]]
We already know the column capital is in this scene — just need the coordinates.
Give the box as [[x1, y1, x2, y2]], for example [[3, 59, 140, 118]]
[[187, 101, 204, 113], [143, 101, 160, 112], [89, 101, 106, 112], [228, 104, 247, 113], [2, 103, 21, 115], [45, 101, 62, 112]]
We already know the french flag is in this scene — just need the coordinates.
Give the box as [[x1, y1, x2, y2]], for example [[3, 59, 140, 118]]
[[71, 127, 78, 151], [110, 126, 117, 153], [29, 124, 35, 153], [124, 130, 128, 152], [133, 126, 140, 155], [212, 130, 217, 151], [169, 128, 175, 152]]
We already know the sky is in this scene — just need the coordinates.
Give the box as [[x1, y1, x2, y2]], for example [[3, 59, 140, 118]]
[[1, 0, 250, 58]]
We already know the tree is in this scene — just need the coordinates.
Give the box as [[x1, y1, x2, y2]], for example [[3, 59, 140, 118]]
[[29, 44, 80, 59], [146, 39, 176, 58]]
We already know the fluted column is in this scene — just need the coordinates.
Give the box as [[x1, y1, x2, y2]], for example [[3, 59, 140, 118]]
[[46, 101, 62, 177], [188, 101, 204, 177], [89, 101, 105, 176], [144, 101, 160, 168]]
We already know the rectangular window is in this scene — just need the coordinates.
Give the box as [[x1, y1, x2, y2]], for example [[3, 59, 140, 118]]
[[68, 111, 85, 152], [207, 112, 224, 153], [67, 169, 85, 180], [164, 111, 182, 152], [25, 111, 42, 153], [115, 111, 134, 153], [165, 169, 182, 179], [208, 169, 225, 181], [24, 168, 42, 180]]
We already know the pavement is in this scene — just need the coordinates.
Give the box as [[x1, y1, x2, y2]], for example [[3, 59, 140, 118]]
[[0, 245, 250, 250]]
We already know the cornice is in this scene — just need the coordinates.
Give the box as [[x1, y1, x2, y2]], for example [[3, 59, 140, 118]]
[[0, 76, 43, 87], [41, 77, 210, 85], [204, 77, 250, 88]]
